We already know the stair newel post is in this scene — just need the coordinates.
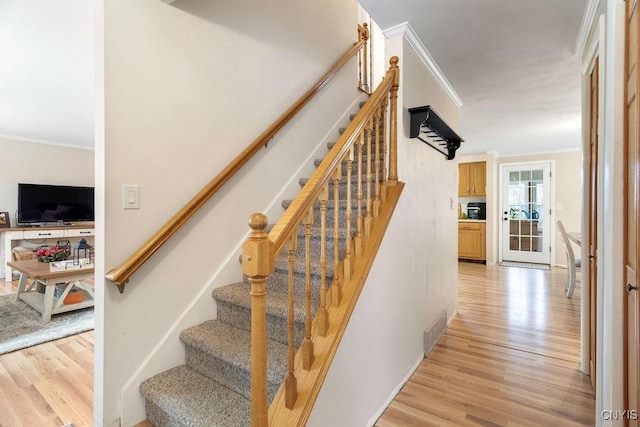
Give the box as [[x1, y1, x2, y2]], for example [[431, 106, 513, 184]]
[[242, 213, 273, 427], [285, 235, 298, 409], [354, 131, 365, 258], [373, 103, 382, 219], [317, 184, 329, 337], [331, 164, 342, 307], [357, 25, 364, 91], [364, 121, 373, 238], [302, 206, 315, 370], [380, 94, 389, 203], [344, 146, 354, 281], [388, 56, 400, 187]]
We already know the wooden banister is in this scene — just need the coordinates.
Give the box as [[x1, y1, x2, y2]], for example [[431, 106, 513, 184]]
[[268, 59, 397, 256], [105, 39, 366, 292], [243, 56, 400, 426]]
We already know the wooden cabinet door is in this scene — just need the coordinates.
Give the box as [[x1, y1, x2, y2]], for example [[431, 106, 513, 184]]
[[459, 163, 471, 196], [459, 230, 482, 258], [471, 162, 487, 196], [458, 222, 486, 260]]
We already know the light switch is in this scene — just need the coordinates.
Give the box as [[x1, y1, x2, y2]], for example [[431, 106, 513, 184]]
[[123, 185, 140, 209]]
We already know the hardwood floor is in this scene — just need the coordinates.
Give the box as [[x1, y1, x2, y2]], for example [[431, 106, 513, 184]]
[[0, 263, 593, 426], [0, 279, 94, 427], [375, 262, 594, 426]]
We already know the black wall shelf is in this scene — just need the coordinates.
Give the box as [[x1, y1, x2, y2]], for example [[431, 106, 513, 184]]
[[408, 105, 464, 160]]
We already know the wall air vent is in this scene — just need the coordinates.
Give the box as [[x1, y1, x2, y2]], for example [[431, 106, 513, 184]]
[[408, 105, 464, 160]]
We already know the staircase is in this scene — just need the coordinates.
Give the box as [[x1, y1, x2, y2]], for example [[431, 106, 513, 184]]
[[139, 107, 370, 426]]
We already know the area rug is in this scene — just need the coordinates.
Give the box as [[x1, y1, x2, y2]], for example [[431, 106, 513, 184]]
[[499, 261, 550, 270], [0, 294, 94, 355]]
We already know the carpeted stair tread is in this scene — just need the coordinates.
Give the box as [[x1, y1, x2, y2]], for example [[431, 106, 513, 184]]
[[327, 139, 385, 151], [282, 198, 365, 210], [266, 223, 352, 240], [181, 320, 287, 384], [299, 175, 381, 190], [213, 282, 319, 326], [139, 365, 250, 427]]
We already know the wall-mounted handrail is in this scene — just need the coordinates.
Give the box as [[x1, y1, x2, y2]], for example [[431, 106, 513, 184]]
[[105, 38, 366, 293]]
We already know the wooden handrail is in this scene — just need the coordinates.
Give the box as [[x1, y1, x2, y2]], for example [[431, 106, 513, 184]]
[[105, 39, 366, 292]]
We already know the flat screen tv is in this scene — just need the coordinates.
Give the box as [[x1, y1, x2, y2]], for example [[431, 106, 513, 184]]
[[17, 183, 95, 225]]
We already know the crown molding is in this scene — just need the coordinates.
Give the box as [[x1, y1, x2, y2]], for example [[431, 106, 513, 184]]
[[575, 0, 600, 59], [383, 21, 463, 108], [497, 146, 582, 158], [0, 133, 94, 151]]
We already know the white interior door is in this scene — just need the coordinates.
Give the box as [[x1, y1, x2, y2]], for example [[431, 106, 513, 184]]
[[501, 163, 552, 264]]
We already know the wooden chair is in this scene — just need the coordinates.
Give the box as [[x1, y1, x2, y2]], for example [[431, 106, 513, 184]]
[[556, 219, 581, 298]]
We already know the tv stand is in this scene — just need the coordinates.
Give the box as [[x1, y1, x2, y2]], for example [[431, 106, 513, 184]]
[[2, 223, 94, 282]]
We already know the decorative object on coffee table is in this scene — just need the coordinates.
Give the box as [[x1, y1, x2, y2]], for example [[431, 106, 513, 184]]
[[73, 238, 92, 265], [36, 245, 70, 262], [0, 211, 9, 228]]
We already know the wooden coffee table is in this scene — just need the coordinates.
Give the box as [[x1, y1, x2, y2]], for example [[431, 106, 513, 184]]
[[7, 259, 95, 322]]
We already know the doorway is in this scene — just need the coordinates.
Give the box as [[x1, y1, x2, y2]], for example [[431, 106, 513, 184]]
[[501, 162, 552, 265]]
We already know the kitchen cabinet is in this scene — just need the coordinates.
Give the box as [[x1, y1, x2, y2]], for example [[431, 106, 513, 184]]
[[458, 161, 486, 197], [458, 221, 486, 261]]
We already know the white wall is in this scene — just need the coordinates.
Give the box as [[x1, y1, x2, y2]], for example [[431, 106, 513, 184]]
[[0, 0, 94, 148], [308, 32, 460, 427], [98, 0, 360, 425]]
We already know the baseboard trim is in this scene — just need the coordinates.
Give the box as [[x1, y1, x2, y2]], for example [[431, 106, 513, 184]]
[[365, 352, 424, 427]]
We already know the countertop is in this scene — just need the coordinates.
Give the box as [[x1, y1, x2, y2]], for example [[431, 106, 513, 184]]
[[458, 219, 486, 223]]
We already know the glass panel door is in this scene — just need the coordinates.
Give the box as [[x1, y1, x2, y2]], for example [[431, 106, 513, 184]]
[[501, 163, 551, 264]]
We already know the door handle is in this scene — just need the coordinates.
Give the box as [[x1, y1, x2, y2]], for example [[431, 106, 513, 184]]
[[503, 218, 508, 221], [627, 283, 638, 293], [588, 254, 595, 259]]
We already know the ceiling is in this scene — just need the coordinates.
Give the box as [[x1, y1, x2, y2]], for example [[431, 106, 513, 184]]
[[360, 0, 588, 156], [1, 1, 587, 156]]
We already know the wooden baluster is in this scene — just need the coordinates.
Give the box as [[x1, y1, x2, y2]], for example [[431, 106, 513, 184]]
[[364, 123, 373, 238], [344, 147, 354, 280], [362, 23, 370, 92], [388, 56, 399, 186], [241, 213, 272, 427], [332, 165, 342, 306], [380, 95, 388, 203], [357, 25, 364, 91], [285, 235, 297, 408], [302, 207, 314, 370], [355, 131, 364, 257], [317, 185, 329, 336], [373, 104, 382, 220]]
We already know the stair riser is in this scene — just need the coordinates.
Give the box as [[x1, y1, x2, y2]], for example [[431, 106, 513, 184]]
[[145, 401, 188, 427], [215, 298, 307, 347]]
